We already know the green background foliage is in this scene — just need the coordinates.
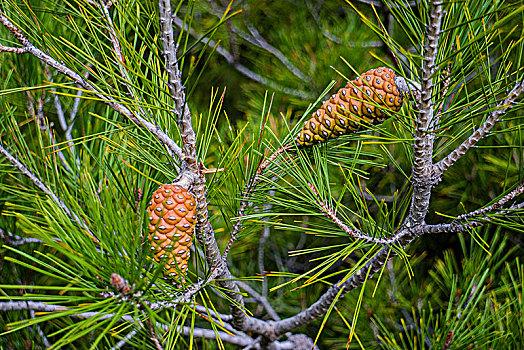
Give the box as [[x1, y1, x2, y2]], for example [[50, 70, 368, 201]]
[[1, 0, 523, 348]]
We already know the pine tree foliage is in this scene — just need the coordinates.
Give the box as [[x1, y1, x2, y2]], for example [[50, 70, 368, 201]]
[[0, 0, 523, 349]]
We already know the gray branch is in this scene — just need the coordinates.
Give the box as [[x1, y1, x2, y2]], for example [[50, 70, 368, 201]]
[[237, 280, 281, 321], [0, 12, 183, 164], [159, 0, 263, 336], [206, 0, 309, 83], [0, 301, 254, 347], [0, 143, 94, 239], [433, 81, 524, 177], [53, 66, 89, 149], [158, 1, 196, 174], [109, 329, 138, 350], [406, 1, 443, 228], [99, 2, 156, 132], [265, 0, 446, 340], [308, 183, 395, 244], [172, 16, 313, 99], [0, 233, 44, 245], [0, 43, 28, 53]]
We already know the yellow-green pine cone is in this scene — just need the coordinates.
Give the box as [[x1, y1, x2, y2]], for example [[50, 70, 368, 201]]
[[147, 184, 196, 279], [296, 67, 404, 147]]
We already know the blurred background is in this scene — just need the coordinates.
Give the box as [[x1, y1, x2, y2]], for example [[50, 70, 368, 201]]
[[1, 0, 523, 348]]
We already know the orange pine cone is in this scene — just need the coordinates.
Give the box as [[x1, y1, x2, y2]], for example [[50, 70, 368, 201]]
[[147, 184, 196, 278], [296, 67, 404, 147]]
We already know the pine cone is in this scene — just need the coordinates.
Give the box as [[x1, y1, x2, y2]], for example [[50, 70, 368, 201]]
[[296, 67, 404, 147], [147, 184, 196, 278]]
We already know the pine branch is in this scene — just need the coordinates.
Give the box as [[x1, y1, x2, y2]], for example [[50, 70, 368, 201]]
[[267, 179, 524, 336], [422, 202, 524, 235], [158, 0, 263, 335], [205, 0, 310, 83], [98, 0, 151, 128], [220, 196, 247, 261], [433, 80, 524, 177], [172, 16, 313, 99], [406, 0, 443, 228], [268, 220, 434, 335], [3, 1, 522, 347], [29, 309, 51, 348], [0, 229, 44, 245], [271, 244, 395, 335], [456, 178, 524, 221], [0, 43, 28, 53], [237, 280, 281, 321], [421, 220, 484, 235], [0, 12, 184, 164], [0, 143, 95, 240], [222, 145, 291, 261], [158, 1, 196, 173], [308, 183, 394, 243], [109, 329, 137, 350], [0, 301, 254, 347]]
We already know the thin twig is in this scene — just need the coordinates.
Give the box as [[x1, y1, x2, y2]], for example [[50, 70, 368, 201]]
[[54, 93, 68, 133], [0, 13, 183, 163], [109, 329, 138, 350], [99, 2, 153, 125], [422, 202, 524, 235], [308, 183, 395, 244], [258, 203, 272, 306], [0, 143, 95, 240], [54, 67, 89, 149], [442, 330, 454, 350], [247, 22, 310, 83], [307, 0, 384, 46], [222, 144, 291, 261], [0, 43, 28, 54], [206, 0, 310, 83], [147, 317, 164, 350], [0, 301, 254, 347], [35, 89, 46, 131], [0, 229, 44, 245], [456, 178, 524, 221], [172, 16, 313, 99], [54, 92, 77, 155], [433, 80, 524, 177], [237, 280, 281, 321], [47, 126, 72, 172], [221, 198, 248, 261]]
